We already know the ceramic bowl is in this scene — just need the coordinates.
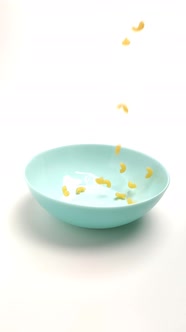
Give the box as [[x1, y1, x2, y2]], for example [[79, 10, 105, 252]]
[[25, 144, 170, 228]]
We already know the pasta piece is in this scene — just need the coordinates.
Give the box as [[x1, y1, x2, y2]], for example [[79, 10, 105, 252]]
[[122, 38, 130, 46], [95, 177, 112, 188], [115, 192, 126, 200], [117, 103, 128, 113], [105, 179, 111, 188], [145, 167, 153, 178], [76, 186, 86, 194], [132, 21, 144, 32], [128, 181, 137, 189], [62, 185, 70, 197], [120, 162, 127, 173], [95, 177, 105, 184], [115, 145, 121, 155], [127, 197, 135, 204], [62, 185, 67, 192]]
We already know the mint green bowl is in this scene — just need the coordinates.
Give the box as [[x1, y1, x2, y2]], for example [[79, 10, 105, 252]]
[[25, 144, 170, 229]]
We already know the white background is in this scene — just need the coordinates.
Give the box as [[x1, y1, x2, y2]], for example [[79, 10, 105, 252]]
[[0, 0, 186, 331]]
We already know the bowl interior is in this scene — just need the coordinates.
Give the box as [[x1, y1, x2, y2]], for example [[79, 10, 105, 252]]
[[25, 145, 169, 208]]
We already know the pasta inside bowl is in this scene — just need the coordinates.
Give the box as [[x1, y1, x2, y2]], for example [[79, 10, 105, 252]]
[[25, 144, 170, 229]]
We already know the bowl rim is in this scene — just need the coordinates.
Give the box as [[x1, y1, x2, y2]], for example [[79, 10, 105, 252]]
[[25, 144, 170, 210]]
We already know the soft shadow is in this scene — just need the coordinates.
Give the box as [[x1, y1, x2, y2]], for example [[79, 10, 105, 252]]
[[11, 194, 160, 250]]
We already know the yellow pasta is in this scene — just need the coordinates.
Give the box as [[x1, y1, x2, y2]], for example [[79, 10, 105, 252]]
[[127, 197, 135, 204], [62, 185, 70, 197], [132, 21, 144, 32], [145, 167, 153, 178], [117, 103, 128, 113], [120, 162, 127, 173], [76, 186, 86, 194], [128, 181, 137, 189], [95, 177, 112, 188], [104, 179, 111, 188], [95, 177, 105, 184], [115, 144, 121, 155], [122, 38, 130, 46], [115, 192, 126, 200]]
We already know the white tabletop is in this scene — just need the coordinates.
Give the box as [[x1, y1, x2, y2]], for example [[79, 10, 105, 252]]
[[0, 0, 186, 331]]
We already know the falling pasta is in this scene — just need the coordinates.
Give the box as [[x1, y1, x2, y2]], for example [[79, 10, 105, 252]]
[[145, 167, 153, 178], [122, 38, 130, 46], [60, 19, 151, 208], [120, 162, 127, 173], [115, 192, 126, 200], [117, 103, 128, 113], [128, 181, 137, 189], [115, 145, 121, 155], [62, 185, 70, 197], [132, 21, 144, 32]]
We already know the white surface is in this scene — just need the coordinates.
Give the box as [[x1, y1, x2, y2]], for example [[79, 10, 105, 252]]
[[0, 0, 186, 331]]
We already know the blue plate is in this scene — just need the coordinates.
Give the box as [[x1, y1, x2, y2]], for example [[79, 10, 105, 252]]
[[25, 144, 170, 229]]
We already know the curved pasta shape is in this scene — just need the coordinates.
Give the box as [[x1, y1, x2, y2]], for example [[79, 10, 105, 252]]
[[95, 177, 112, 188], [122, 38, 130, 45], [128, 181, 137, 189], [115, 192, 126, 200], [132, 21, 144, 32], [76, 186, 86, 194], [127, 197, 135, 204], [120, 162, 127, 173], [115, 145, 121, 155], [62, 185, 70, 196], [117, 103, 128, 113], [145, 167, 153, 178]]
